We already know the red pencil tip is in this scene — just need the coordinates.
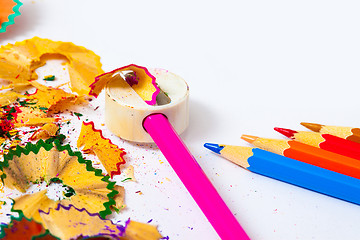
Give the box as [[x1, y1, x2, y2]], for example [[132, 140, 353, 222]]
[[274, 127, 298, 139]]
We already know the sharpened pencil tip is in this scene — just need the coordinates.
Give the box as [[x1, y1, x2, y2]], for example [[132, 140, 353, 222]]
[[204, 143, 224, 154], [274, 127, 297, 138], [300, 122, 323, 132], [241, 135, 259, 144]]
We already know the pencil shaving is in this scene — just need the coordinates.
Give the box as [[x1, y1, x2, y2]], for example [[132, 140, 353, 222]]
[[29, 123, 59, 141], [77, 121, 126, 178], [90, 64, 160, 105], [39, 204, 126, 240], [0, 212, 49, 239], [27, 81, 78, 110], [1, 140, 119, 223], [122, 165, 137, 182], [0, 37, 103, 95], [0, 0, 22, 33]]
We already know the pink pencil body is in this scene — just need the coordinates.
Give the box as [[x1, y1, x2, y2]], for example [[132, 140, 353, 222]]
[[143, 113, 249, 240]]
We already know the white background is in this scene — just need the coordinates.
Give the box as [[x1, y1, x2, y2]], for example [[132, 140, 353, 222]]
[[1, 0, 360, 239]]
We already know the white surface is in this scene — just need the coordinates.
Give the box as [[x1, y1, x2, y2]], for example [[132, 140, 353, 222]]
[[1, 0, 360, 239]]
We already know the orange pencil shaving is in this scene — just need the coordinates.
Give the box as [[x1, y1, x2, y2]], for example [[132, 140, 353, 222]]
[[301, 122, 360, 144], [241, 134, 360, 180], [275, 127, 360, 161]]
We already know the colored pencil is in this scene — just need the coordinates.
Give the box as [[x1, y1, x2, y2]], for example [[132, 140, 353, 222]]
[[241, 135, 360, 180], [275, 127, 360, 161], [301, 122, 360, 144], [144, 114, 249, 240], [204, 143, 360, 205]]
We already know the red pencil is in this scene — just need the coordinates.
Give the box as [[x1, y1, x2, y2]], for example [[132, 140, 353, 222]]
[[275, 127, 360, 161]]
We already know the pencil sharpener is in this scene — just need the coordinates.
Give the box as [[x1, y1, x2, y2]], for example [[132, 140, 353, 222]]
[[105, 68, 189, 142]]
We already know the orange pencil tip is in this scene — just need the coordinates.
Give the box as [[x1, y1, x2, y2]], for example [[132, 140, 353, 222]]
[[300, 122, 323, 132], [241, 134, 259, 144]]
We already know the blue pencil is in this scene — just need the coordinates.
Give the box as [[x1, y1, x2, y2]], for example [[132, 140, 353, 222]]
[[204, 143, 360, 205]]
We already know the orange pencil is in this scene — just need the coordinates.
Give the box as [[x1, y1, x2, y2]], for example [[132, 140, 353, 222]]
[[275, 127, 360, 161], [241, 134, 360, 180], [301, 122, 360, 144]]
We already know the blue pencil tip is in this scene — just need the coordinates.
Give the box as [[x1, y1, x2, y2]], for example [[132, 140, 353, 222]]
[[204, 143, 224, 154]]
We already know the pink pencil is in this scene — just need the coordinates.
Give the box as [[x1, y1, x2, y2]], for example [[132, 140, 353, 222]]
[[143, 113, 250, 240]]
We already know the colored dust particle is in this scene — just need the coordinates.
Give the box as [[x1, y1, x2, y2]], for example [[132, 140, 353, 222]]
[[89, 64, 160, 105], [0, 140, 122, 223], [73, 112, 82, 118], [0, 0, 22, 33], [0, 205, 163, 240], [0, 37, 103, 95], [77, 121, 126, 178], [43, 75, 55, 81], [121, 178, 132, 182]]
